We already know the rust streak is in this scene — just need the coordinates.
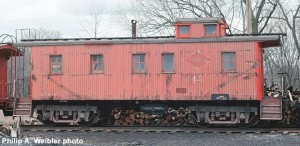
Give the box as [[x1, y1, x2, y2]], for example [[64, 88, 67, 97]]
[[47, 76, 81, 99]]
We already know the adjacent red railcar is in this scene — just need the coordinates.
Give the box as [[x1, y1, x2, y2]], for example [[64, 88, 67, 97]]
[[0, 44, 19, 115], [17, 18, 281, 126]]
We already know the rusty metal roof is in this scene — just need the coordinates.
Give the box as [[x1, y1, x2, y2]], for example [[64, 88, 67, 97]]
[[0, 44, 20, 56], [15, 35, 281, 48]]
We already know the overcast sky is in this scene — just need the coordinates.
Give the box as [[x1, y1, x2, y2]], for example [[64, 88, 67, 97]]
[[0, 0, 134, 39]]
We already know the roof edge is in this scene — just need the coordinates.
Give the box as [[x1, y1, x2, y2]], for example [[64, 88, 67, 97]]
[[15, 35, 281, 47], [175, 17, 224, 23]]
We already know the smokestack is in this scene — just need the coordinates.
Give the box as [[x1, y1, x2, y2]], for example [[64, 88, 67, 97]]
[[131, 20, 137, 38]]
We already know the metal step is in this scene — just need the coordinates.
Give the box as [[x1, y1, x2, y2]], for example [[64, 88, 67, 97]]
[[260, 97, 282, 120], [262, 105, 281, 107], [17, 98, 31, 103], [15, 104, 31, 109], [261, 111, 282, 114], [13, 110, 31, 116], [13, 98, 31, 117]]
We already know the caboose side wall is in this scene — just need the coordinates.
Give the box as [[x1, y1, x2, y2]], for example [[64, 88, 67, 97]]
[[30, 41, 261, 101]]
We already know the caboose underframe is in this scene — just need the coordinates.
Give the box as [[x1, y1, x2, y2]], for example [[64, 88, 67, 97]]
[[190, 104, 258, 125], [32, 100, 260, 126]]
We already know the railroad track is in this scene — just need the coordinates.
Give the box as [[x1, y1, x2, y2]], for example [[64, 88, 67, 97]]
[[20, 125, 300, 135]]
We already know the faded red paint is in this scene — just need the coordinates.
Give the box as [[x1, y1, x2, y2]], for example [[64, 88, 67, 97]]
[[0, 53, 8, 99], [256, 43, 263, 100], [0, 44, 19, 106], [30, 41, 274, 101]]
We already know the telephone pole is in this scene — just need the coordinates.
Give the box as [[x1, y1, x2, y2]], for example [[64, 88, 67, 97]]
[[246, 0, 252, 34]]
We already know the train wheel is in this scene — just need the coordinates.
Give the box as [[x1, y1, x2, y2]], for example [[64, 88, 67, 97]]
[[238, 115, 259, 128], [250, 116, 260, 126], [189, 113, 210, 128], [37, 115, 56, 127], [237, 122, 251, 128], [193, 118, 210, 128], [79, 114, 100, 127], [195, 122, 210, 128]]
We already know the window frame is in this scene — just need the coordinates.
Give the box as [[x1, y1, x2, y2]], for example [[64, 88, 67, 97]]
[[176, 24, 191, 38], [132, 54, 146, 74], [204, 23, 217, 36], [50, 55, 63, 75], [91, 54, 104, 74], [161, 53, 175, 73], [221, 52, 236, 72]]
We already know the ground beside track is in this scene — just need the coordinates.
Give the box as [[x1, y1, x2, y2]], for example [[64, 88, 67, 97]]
[[1, 127, 300, 146], [0, 110, 12, 125]]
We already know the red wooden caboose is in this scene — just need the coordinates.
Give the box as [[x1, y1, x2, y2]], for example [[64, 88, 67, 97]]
[[17, 17, 281, 126]]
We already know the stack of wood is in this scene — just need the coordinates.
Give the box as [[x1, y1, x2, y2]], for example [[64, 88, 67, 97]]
[[264, 84, 281, 98], [282, 109, 294, 125], [112, 108, 158, 126], [264, 85, 300, 125], [112, 108, 136, 126], [162, 107, 188, 126], [294, 91, 300, 99], [264, 85, 300, 100], [286, 86, 300, 100], [111, 107, 189, 126]]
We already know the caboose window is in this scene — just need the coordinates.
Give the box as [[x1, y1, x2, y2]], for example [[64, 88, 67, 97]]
[[133, 54, 145, 73], [50, 55, 62, 74], [205, 24, 217, 35], [162, 54, 174, 72], [179, 26, 190, 35], [91, 55, 104, 73], [222, 52, 235, 72]]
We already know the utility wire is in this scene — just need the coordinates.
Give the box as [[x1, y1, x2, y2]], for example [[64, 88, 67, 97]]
[[0, 9, 133, 23]]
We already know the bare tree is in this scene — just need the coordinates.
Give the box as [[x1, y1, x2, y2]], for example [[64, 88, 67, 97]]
[[34, 27, 62, 39], [277, 1, 300, 57], [264, 35, 300, 89], [78, 4, 105, 38], [261, 0, 300, 89], [247, 0, 278, 33], [263, 6, 300, 89], [114, 0, 279, 36]]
